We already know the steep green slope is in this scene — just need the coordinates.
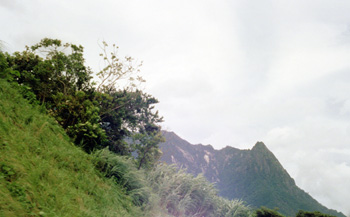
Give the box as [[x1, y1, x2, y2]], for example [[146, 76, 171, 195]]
[[216, 143, 344, 217], [159, 131, 345, 217], [0, 79, 140, 217]]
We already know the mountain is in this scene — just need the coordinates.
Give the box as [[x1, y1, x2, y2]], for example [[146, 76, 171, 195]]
[[159, 131, 345, 217]]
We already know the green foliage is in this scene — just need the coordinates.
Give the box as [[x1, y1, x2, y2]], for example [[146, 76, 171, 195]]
[[0, 78, 254, 217], [4, 38, 106, 152], [0, 79, 140, 216], [0, 162, 17, 181], [10, 38, 93, 103], [99, 88, 164, 168], [0, 51, 8, 72], [30, 38, 93, 95], [296, 210, 336, 217], [0, 51, 38, 104], [49, 91, 106, 152], [132, 131, 165, 169], [0, 52, 21, 83], [95, 43, 163, 159], [4, 38, 164, 157], [0, 38, 346, 217], [254, 207, 285, 217]]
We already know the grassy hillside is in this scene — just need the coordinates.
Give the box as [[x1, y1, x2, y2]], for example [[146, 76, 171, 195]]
[[0, 79, 140, 216]]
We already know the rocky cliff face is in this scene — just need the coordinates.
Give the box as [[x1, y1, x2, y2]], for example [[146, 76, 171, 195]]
[[159, 131, 345, 217]]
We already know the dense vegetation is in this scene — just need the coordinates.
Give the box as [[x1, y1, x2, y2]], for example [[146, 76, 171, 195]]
[[0, 38, 163, 165], [0, 79, 140, 216], [0, 39, 252, 216], [0, 39, 340, 217]]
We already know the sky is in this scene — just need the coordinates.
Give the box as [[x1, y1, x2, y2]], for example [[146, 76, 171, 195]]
[[1, 0, 350, 215]]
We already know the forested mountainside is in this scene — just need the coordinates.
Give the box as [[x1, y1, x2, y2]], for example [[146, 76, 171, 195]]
[[159, 131, 346, 217]]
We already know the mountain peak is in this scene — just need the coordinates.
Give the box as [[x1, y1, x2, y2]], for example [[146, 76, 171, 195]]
[[159, 134, 346, 217], [252, 141, 268, 151]]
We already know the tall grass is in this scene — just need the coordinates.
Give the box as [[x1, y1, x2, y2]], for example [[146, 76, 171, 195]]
[[92, 147, 171, 217], [93, 148, 152, 207], [147, 163, 253, 217], [0, 79, 140, 217]]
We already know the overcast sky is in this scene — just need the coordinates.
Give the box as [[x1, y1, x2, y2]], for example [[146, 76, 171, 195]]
[[1, 0, 350, 215]]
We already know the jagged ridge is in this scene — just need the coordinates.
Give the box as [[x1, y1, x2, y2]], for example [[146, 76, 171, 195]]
[[159, 131, 345, 217]]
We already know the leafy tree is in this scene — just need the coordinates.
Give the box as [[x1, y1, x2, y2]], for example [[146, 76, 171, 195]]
[[4, 38, 164, 157], [0, 51, 9, 73], [0, 51, 38, 103], [132, 131, 165, 170], [49, 91, 106, 152], [5, 48, 41, 86], [99, 88, 164, 162], [6, 38, 93, 103], [95, 42, 163, 161], [5, 38, 104, 152], [97, 90, 134, 155], [30, 38, 93, 97]]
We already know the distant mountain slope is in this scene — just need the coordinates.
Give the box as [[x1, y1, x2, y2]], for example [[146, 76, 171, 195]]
[[159, 131, 345, 217]]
